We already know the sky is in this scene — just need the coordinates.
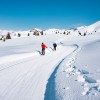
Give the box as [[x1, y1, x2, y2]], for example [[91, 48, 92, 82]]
[[0, 0, 100, 30]]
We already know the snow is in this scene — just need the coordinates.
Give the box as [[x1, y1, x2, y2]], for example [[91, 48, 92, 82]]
[[0, 21, 100, 100], [49, 35, 100, 100], [86, 21, 100, 32]]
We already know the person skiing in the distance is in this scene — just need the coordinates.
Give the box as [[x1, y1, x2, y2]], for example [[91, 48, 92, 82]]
[[41, 43, 47, 55], [53, 43, 57, 51]]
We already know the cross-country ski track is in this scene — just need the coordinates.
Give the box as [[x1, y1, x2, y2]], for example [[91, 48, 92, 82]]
[[0, 45, 77, 100]]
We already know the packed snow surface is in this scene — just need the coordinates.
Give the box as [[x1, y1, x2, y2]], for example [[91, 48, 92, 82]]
[[0, 21, 100, 100]]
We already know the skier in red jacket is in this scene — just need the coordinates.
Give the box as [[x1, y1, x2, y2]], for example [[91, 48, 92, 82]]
[[41, 43, 47, 55]]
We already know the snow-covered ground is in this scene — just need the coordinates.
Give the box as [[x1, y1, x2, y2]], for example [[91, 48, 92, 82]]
[[0, 21, 100, 100], [48, 35, 100, 100]]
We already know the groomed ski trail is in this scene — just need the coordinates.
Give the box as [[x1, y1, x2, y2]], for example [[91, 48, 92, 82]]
[[0, 45, 76, 100]]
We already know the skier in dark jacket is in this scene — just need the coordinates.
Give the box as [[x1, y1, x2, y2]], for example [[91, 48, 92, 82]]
[[53, 43, 57, 50], [41, 43, 47, 55]]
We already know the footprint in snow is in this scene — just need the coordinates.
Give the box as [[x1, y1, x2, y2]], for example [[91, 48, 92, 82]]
[[77, 75, 96, 83], [76, 69, 89, 75], [82, 84, 100, 96]]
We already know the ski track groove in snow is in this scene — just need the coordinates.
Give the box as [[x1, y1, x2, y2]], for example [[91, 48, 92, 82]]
[[44, 44, 79, 100]]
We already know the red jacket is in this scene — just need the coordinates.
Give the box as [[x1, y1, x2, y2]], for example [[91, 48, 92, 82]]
[[41, 44, 47, 49]]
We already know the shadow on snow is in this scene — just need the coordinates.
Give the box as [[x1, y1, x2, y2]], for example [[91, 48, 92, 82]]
[[44, 59, 64, 100]]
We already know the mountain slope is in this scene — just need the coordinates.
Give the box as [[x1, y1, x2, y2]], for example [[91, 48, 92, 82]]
[[86, 21, 100, 32]]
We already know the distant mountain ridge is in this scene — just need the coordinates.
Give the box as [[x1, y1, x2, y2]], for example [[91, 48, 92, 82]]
[[87, 21, 100, 32], [0, 21, 100, 36]]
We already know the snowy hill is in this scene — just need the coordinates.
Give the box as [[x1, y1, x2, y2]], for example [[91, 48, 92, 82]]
[[77, 26, 87, 30], [86, 21, 100, 32], [0, 21, 100, 40], [0, 29, 100, 100], [0, 21, 100, 100], [49, 35, 100, 100], [43, 28, 66, 35], [33, 21, 100, 36]]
